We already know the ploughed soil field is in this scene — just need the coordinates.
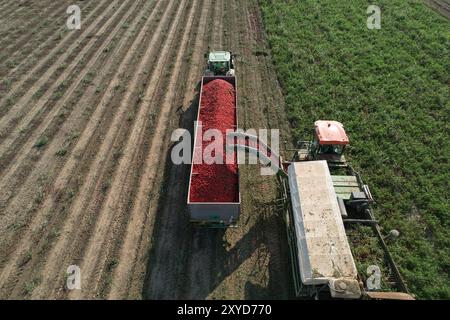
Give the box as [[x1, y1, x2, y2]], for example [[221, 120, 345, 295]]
[[425, 0, 450, 18], [0, 0, 292, 299]]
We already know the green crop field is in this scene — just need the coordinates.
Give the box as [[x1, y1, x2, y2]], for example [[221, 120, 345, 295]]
[[260, 0, 449, 299]]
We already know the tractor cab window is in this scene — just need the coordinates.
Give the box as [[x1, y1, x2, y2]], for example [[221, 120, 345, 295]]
[[211, 61, 228, 72], [320, 144, 344, 155]]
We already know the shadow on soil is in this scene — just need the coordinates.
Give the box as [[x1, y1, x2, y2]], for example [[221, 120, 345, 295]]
[[142, 81, 292, 299]]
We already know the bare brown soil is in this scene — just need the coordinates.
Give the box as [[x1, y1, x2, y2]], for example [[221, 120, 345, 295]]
[[0, 0, 293, 299], [425, 0, 450, 18]]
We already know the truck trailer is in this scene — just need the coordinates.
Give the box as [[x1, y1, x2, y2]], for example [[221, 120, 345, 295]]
[[187, 73, 240, 227]]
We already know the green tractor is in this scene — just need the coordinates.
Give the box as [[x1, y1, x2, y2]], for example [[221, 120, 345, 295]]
[[204, 51, 236, 76]]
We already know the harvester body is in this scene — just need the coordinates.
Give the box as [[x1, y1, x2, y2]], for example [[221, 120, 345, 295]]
[[227, 120, 412, 299], [278, 120, 412, 299], [286, 161, 361, 299]]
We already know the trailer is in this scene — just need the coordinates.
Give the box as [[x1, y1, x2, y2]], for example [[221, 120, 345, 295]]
[[187, 75, 240, 228]]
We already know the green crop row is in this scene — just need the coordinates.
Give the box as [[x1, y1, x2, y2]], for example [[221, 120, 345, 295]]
[[260, 0, 449, 299]]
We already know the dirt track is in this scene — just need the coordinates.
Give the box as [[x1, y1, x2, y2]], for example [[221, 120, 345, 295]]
[[424, 0, 450, 19], [0, 0, 292, 299]]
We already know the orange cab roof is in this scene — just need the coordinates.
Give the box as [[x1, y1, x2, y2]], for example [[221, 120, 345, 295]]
[[315, 120, 349, 145]]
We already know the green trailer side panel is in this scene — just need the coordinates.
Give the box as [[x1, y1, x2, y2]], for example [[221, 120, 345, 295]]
[[332, 175, 359, 183], [333, 181, 360, 187], [332, 176, 360, 200]]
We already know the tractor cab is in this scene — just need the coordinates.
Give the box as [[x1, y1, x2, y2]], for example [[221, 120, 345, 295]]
[[204, 51, 235, 76], [311, 120, 349, 162], [294, 120, 349, 164]]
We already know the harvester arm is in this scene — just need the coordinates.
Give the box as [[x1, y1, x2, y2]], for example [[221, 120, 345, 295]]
[[226, 132, 287, 177]]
